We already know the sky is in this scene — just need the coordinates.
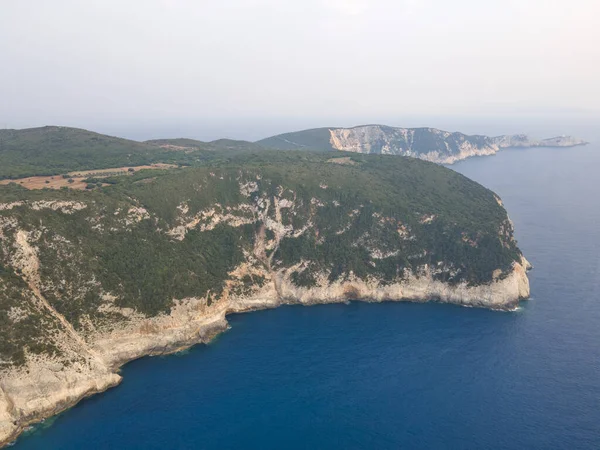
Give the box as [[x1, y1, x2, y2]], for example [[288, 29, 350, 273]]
[[1, 0, 598, 140]]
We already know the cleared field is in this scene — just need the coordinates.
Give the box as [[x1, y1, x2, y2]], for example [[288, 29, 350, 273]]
[[327, 157, 357, 165], [68, 163, 177, 177], [0, 176, 91, 190], [0, 164, 178, 190]]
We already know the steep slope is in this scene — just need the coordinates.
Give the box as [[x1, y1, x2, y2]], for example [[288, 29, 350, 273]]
[[258, 125, 587, 164], [0, 151, 530, 446]]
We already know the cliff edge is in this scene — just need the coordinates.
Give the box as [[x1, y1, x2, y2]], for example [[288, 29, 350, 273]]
[[0, 152, 531, 446], [258, 125, 588, 164]]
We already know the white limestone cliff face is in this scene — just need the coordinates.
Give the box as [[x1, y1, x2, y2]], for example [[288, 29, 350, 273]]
[[0, 360, 120, 437], [275, 257, 531, 310], [417, 145, 498, 165], [0, 182, 533, 447], [0, 390, 13, 449], [328, 126, 587, 164], [0, 253, 531, 447]]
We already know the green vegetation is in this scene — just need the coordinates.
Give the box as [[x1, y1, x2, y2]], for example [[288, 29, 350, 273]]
[[0, 127, 203, 179], [257, 127, 334, 151], [0, 126, 274, 180], [146, 137, 266, 152], [145, 138, 206, 148], [257, 125, 494, 157], [0, 129, 525, 367], [0, 269, 62, 366]]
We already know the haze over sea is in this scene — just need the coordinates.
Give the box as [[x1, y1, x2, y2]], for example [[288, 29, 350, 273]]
[[13, 124, 600, 450]]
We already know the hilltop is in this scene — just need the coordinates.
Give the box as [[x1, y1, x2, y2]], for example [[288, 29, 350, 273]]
[[0, 127, 261, 180], [0, 126, 180, 179], [146, 137, 266, 152]]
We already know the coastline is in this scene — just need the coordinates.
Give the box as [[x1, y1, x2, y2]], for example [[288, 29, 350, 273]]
[[437, 141, 589, 165], [0, 257, 531, 448]]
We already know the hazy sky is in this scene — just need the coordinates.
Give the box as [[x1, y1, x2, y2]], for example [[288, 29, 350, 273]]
[[1, 0, 598, 139]]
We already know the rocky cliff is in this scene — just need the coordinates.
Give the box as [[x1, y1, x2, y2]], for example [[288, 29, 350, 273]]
[[0, 152, 531, 447], [259, 125, 587, 164]]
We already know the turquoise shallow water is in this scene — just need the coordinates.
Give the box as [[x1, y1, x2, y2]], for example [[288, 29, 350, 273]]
[[13, 141, 600, 449]]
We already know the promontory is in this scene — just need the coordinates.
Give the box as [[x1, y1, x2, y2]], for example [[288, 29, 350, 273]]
[[0, 126, 533, 446], [258, 124, 587, 164]]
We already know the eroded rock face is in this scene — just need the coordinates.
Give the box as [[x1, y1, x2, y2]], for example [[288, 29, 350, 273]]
[[0, 217, 531, 447], [0, 160, 531, 447], [0, 256, 531, 447], [328, 126, 587, 164]]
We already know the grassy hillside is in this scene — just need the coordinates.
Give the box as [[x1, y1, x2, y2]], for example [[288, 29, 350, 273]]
[[145, 138, 207, 148], [0, 126, 183, 179], [146, 137, 266, 152], [0, 125, 527, 367], [257, 127, 335, 151], [1, 151, 521, 342], [0, 127, 264, 180]]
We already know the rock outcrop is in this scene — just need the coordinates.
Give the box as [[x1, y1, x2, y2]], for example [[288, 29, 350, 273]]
[[258, 125, 588, 164], [328, 126, 587, 164], [0, 254, 531, 447], [0, 153, 532, 447]]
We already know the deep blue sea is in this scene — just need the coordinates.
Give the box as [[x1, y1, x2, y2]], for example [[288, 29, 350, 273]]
[[14, 140, 600, 449]]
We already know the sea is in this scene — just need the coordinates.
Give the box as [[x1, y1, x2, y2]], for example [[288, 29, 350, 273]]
[[13, 129, 600, 449]]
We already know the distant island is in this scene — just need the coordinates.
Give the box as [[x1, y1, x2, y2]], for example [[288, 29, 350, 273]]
[[0, 125, 538, 446], [258, 125, 588, 164]]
